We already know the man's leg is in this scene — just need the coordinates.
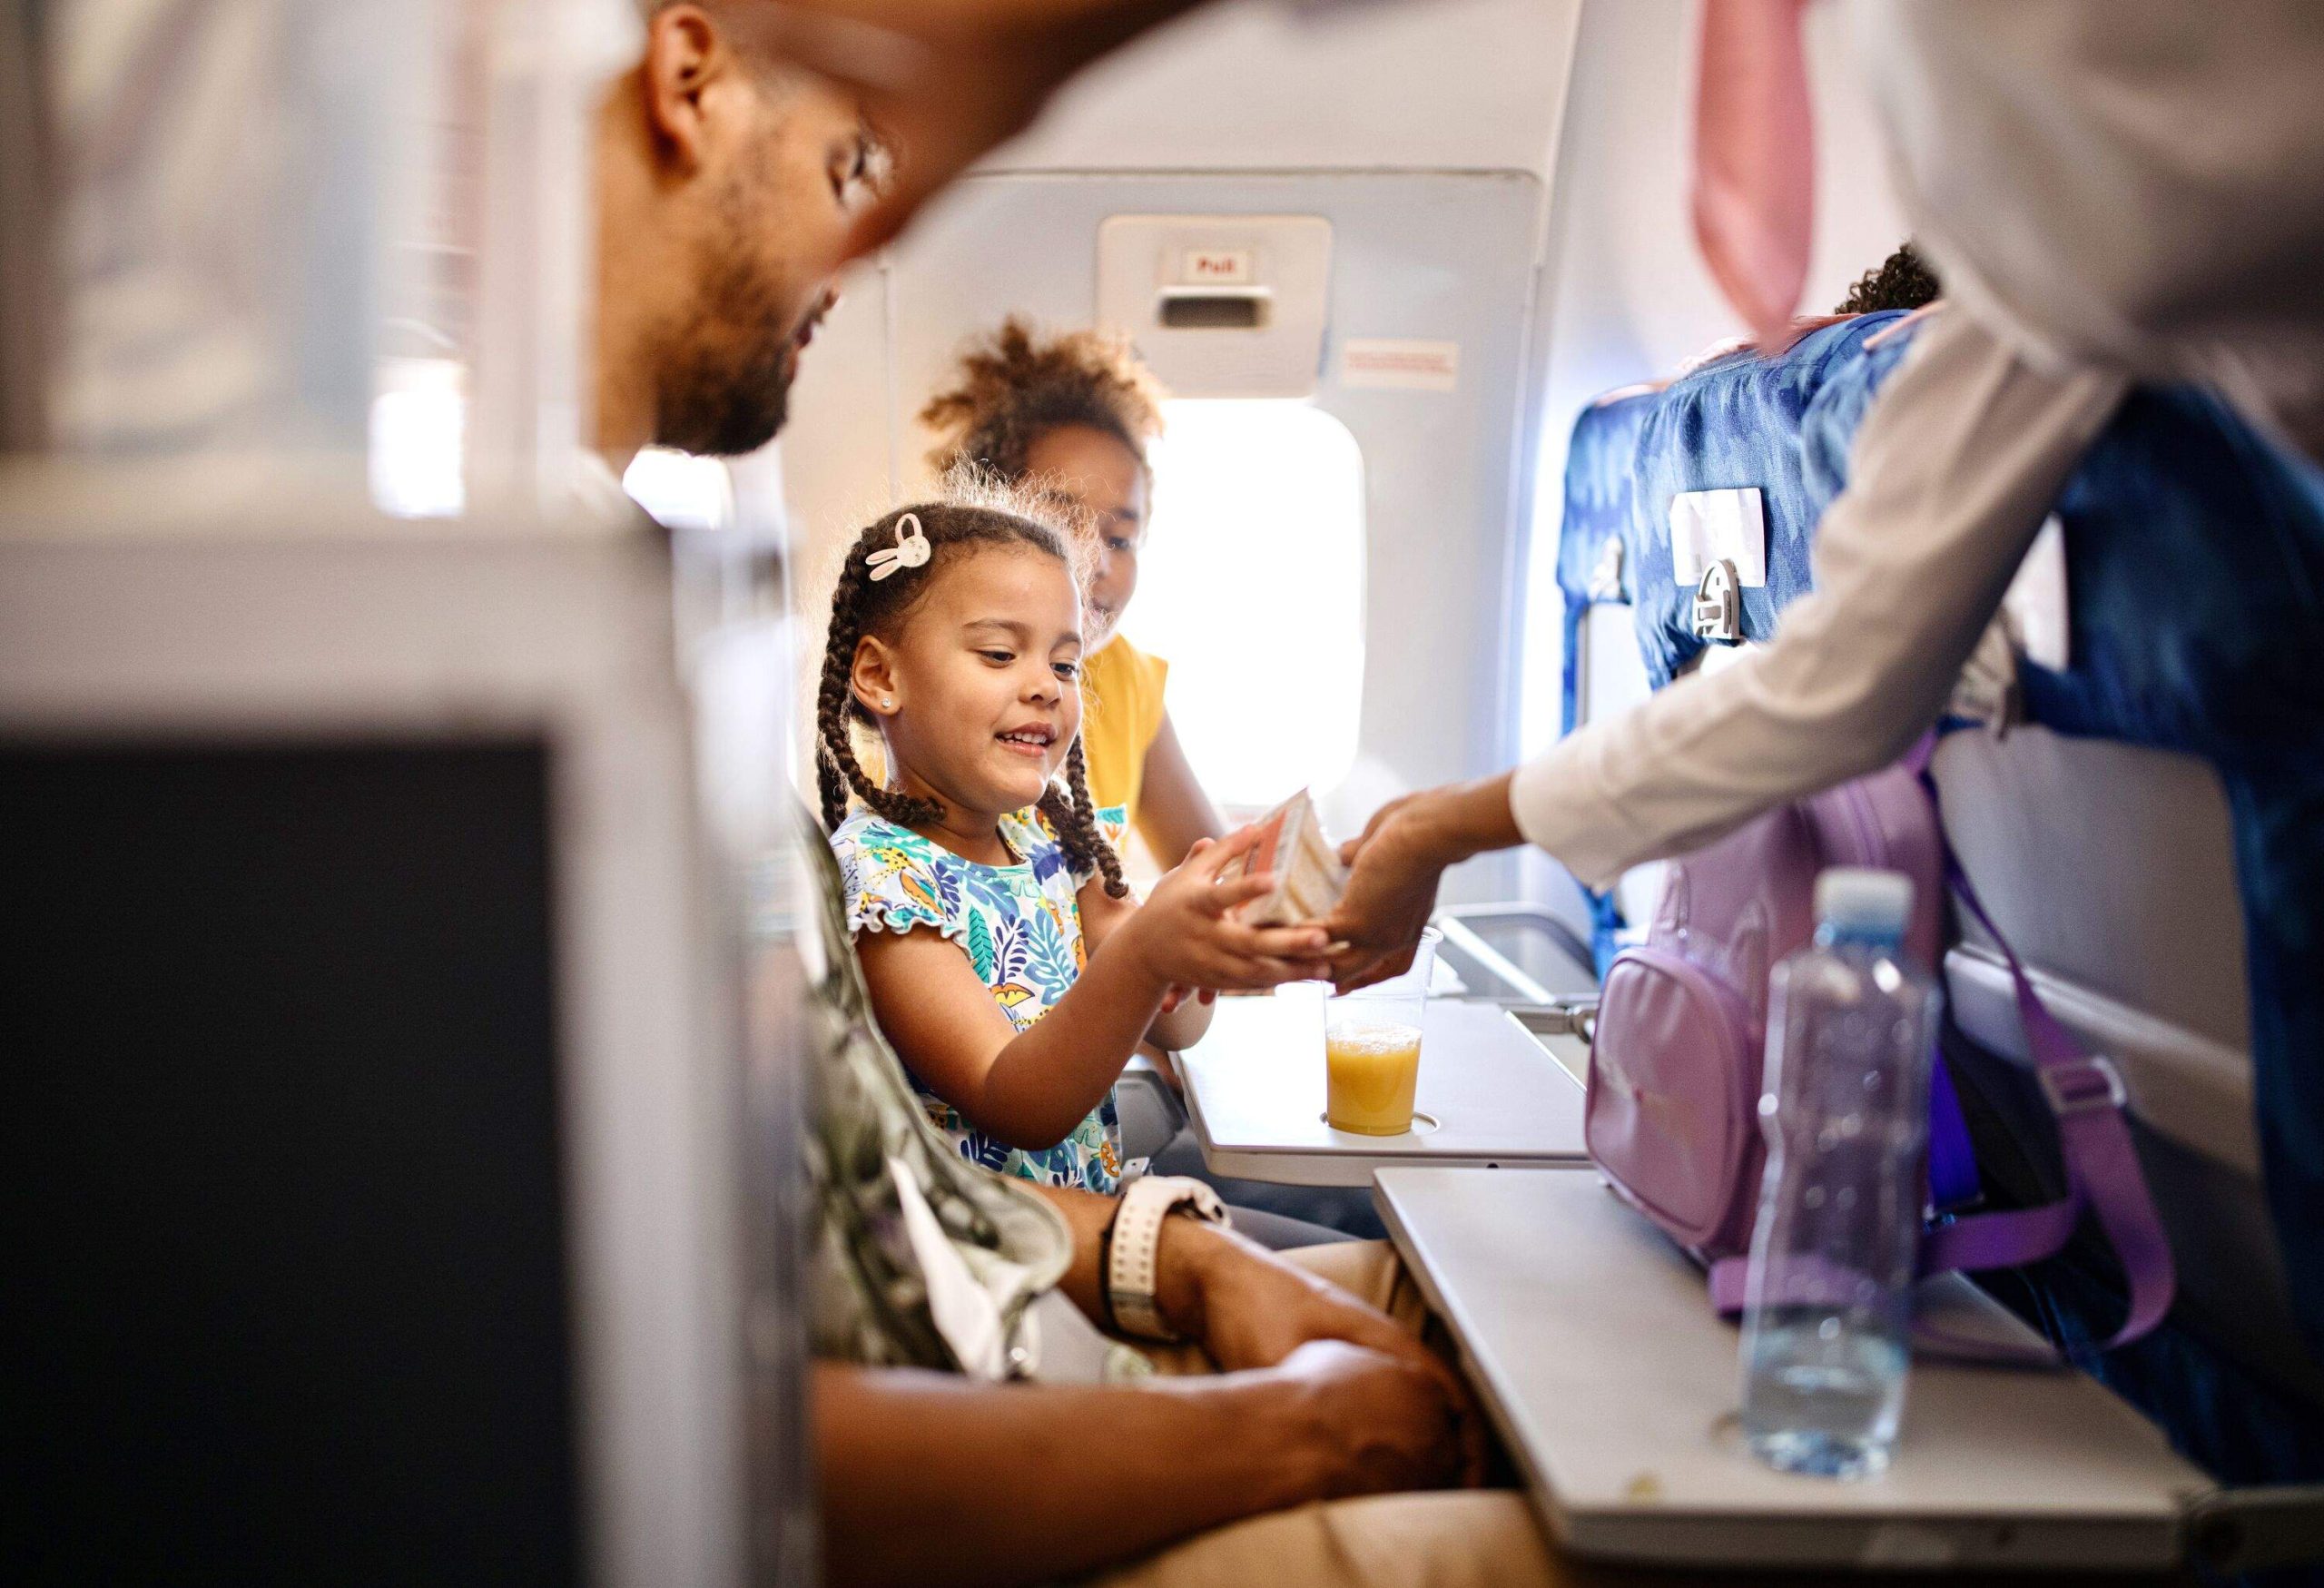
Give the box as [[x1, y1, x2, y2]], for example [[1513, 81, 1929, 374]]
[[1089, 1240, 1572, 1585], [1281, 1238, 1427, 1329], [1080, 1491, 1570, 1588]]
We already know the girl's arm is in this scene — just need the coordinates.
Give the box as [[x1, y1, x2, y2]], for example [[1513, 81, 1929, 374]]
[[857, 922, 1169, 1149], [1078, 873, 1211, 1051], [816, 1340, 1462, 1588], [858, 833, 1329, 1149], [1131, 709, 1227, 870]]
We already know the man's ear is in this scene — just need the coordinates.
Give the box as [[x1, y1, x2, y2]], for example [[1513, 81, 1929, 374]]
[[641, 5, 729, 173], [851, 635, 902, 718]]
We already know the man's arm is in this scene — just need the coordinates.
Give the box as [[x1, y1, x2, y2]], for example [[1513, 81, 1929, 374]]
[[819, 1180, 1477, 1588], [815, 1340, 1453, 1588], [814, 1361, 1308, 1588], [1029, 1181, 1484, 1472]]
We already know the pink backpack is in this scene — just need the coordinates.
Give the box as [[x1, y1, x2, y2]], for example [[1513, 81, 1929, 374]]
[[1584, 748, 2175, 1351]]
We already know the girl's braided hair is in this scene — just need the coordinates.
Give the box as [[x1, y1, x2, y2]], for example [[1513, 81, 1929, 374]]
[[814, 483, 1129, 898], [920, 316, 1167, 482]]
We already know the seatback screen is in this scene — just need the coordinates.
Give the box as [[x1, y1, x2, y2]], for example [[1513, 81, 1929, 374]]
[[2, 740, 580, 1587]]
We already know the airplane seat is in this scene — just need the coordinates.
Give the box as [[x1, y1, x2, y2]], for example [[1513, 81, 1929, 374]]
[[1930, 727, 2324, 1455], [1560, 319, 2324, 1494]]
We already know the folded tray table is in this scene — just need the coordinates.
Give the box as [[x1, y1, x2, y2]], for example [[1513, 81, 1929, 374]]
[[1374, 1166, 2211, 1573]]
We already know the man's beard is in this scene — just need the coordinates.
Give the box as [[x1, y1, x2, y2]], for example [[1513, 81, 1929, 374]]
[[652, 239, 803, 458]]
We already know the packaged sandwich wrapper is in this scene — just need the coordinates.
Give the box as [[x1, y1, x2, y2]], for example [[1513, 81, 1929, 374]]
[[1221, 789, 1349, 926]]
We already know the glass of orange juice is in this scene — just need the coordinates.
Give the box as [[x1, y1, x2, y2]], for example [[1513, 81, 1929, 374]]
[[1324, 928, 1440, 1135]]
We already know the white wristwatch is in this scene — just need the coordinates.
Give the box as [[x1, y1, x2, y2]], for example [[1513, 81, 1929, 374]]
[[1105, 1174, 1231, 1342]]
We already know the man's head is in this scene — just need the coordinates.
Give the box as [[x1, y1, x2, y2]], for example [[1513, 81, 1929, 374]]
[[595, 3, 885, 461]]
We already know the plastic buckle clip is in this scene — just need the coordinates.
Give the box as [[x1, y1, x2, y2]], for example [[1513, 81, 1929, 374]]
[[2039, 1053, 2128, 1118], [1691, 558, 1741, 642]]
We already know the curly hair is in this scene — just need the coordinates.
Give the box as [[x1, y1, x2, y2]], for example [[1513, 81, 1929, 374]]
[[920, 317, 1167, 483], [814, 479, 1128, 898], [1836, 242, 1942, 316]]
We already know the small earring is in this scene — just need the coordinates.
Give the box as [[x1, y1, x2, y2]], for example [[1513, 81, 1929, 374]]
[[882, 696, 895, 709]]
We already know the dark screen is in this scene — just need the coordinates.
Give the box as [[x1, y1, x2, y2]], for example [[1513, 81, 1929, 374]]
[[2, 741, 579, 1586]]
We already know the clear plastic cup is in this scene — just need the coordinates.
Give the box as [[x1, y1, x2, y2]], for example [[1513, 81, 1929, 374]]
[[1324, 928, 1440, 1135]]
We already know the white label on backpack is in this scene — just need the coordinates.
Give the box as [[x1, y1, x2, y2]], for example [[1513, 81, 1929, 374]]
[[1669, 488, 1768, 587]]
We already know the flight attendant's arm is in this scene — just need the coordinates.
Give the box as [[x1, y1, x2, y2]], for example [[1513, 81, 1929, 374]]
[[1132, 709, 1227, 870], [1325, 310, 2128, 987]]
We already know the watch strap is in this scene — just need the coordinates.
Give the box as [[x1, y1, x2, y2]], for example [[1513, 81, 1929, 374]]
[[1105, 1175, 1229, 1342]]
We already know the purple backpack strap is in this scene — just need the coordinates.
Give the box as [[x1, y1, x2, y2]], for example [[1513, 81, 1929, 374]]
[[1904, 739, 1984, 1218], [1921, 857, 2176, 1347], [1709, 746, 2176, 1357]]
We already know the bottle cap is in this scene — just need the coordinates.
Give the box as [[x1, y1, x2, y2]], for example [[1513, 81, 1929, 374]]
[[1815, 867, 1914, 935]]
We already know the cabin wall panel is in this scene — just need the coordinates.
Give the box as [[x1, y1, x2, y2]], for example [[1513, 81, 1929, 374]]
[[985, 0, 1581, 178]]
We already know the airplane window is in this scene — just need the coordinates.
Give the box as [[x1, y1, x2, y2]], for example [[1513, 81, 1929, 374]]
[[1128, 399, 1365, 810]]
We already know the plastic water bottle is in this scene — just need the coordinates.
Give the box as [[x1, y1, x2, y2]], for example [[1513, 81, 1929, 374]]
[[1739, 868, 1940, 1479]]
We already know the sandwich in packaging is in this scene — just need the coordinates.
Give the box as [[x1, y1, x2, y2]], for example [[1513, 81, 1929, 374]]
[[1221, 788, 1349, 926]]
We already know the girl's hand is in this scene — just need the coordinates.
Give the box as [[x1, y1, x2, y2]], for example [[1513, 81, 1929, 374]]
[[1121, 826, 1332, 993]]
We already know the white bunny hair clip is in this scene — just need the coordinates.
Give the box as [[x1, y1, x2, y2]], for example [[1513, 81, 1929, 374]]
[[867, 512, 932, 582]]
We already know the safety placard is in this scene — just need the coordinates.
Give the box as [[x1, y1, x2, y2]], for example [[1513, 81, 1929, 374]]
[[1340, 339, 1461, 392]]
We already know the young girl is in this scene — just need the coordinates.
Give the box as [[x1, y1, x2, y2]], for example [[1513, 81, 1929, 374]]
[[818, 491, 1331, 1191], [921, 318, 1226, 868]]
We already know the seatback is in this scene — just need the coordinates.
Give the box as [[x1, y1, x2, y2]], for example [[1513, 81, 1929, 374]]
[[1933, 727, 2322, 1410]]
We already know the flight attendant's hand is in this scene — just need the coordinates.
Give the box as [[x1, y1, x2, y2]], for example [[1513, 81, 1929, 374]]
[[1322, 774, 1524, 991]]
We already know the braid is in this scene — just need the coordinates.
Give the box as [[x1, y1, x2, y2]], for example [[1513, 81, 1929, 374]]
[[1042, 738, 1128, 899], [812, 546, 942, 831], [814, 494, 1097, 842]]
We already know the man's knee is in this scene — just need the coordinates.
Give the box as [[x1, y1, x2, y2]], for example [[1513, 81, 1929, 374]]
[[1284, 1238, 1423, 1328], [1087, 1491, 1565, 1588]]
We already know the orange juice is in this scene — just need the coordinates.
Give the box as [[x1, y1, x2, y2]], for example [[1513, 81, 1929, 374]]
[[1324, 1021, 1423, 1135]]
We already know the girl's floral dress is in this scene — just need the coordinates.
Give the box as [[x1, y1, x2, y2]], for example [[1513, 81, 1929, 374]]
[[831, 804, 1131, 1192]]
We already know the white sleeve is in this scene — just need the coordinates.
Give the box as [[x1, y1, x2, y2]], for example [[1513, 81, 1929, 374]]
[[1511, 309, 2127, 892]]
